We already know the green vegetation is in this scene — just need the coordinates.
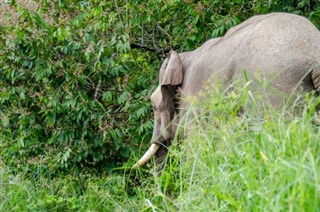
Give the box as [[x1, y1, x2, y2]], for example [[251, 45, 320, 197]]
[[1, 0, 320, 211], [1, 86, 319, 211]]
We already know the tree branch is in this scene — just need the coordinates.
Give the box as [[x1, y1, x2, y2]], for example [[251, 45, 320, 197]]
[[94, 79, 102, 100], [156, 23, 172, 45], [130, 42, 156, 52], [113, 0, 122, 23]]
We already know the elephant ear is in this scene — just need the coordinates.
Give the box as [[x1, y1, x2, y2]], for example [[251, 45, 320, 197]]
[[160, 51, 183, 86]]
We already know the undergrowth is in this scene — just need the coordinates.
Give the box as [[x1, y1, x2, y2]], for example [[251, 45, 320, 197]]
[[1, 86, 319, 211]]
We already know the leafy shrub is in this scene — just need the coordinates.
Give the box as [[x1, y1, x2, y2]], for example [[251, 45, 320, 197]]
[[0, 1, 157, 174]]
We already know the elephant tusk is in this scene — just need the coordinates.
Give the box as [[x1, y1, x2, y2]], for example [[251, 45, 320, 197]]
[[132, 143, 160, 169]]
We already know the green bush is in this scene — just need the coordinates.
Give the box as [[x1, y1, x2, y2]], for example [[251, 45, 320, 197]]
[[0, 1, 157, 174]]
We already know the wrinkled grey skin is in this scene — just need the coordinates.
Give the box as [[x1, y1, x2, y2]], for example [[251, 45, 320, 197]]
[[141, 13, 320, 169]]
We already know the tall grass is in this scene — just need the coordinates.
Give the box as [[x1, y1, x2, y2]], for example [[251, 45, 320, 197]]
[[135, 84, 320, 211], [1, 85, 319, 211], [0, 166, 139, 211]]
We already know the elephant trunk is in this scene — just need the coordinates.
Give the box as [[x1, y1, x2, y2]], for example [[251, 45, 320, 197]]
[[132, 143, 160, 169]]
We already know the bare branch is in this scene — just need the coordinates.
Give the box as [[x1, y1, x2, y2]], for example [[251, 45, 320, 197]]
[[131, 43, 155, 52], [113, 0, 122, 23], [152, 22, 161, 53], [141, 23, 144, 46], [94, 79, 102, 100], [156, 23, 172, 44]]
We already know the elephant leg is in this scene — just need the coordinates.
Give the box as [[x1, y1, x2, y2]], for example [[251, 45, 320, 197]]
[[237, 106, 245, 116], [312, 64, 320, 92], [308, 63, 320, 111]]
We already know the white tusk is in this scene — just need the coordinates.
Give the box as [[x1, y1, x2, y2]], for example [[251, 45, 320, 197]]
[[132, 143, 160, 169]]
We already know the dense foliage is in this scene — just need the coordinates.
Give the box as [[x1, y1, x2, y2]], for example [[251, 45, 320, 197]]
[[1, 0, 320, 175]]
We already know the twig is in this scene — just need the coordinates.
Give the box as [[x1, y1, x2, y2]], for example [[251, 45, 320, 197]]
[[113, 0, 122, 23], [141, 23, 144, 46], [131, 42, 155, 52], [126, 0, 129, 26], [156, 23, 172, 44], [94, 79, 102, 100], [152, 22, 161, 53]]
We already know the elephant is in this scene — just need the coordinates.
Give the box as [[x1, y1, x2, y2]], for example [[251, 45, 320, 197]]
[[132, 12, 320, 169]]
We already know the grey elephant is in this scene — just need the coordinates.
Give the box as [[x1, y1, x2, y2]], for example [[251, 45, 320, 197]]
[[133, 12, 320, 169]]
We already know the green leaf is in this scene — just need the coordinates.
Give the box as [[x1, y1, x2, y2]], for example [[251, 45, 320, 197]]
[[102, 91, 113, 102], [32, 13, 48, 29]]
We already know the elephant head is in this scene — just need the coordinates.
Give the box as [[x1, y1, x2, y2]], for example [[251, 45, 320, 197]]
[[132, 51, 183, 169]]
